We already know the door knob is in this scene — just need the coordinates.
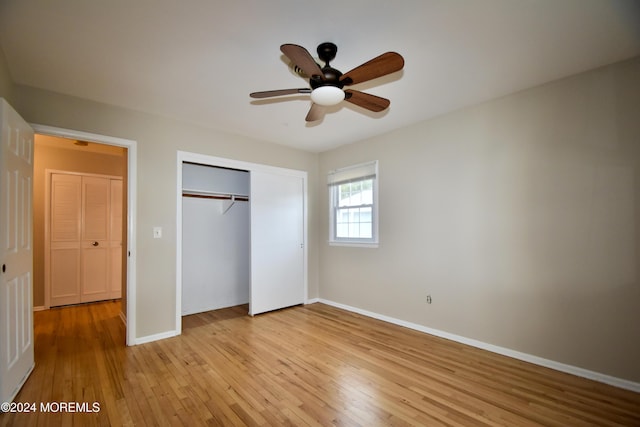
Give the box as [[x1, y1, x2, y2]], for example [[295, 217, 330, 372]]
[[92, 241, 99, 247]]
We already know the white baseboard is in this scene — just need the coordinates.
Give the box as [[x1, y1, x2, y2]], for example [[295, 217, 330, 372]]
[[133, 330, 180, 345], [317, 298, 640, 393], [305, 297, 320, 304]]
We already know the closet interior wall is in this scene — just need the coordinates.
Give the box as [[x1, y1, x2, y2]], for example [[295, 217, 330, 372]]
[[181, 162, 250, 315]]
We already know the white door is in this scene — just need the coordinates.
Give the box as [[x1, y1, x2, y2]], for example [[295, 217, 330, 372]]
[[50, 173, 82, 306], [81, 176, 110, 303], [0, 99, 35, 403], [249, 170, 304, 315], [49, 174, 122, 306]]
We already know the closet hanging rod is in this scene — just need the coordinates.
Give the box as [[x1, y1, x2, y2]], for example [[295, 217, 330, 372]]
[[182, 189, 249, 201]]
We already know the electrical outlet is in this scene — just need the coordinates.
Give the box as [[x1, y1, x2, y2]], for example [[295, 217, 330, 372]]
[[426, 295, 432, 304]]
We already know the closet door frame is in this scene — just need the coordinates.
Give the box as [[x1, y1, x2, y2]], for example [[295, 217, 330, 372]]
[[176, 151, 308, 333]]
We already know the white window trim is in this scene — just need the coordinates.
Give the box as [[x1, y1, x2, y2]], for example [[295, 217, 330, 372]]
[[328, 160, 379, 248]]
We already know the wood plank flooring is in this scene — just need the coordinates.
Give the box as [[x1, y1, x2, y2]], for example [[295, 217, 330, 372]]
[[1, 301, 639, 426]]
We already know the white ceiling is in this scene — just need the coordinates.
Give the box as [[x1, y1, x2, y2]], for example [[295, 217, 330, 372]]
[[1, 1, 639, 153]]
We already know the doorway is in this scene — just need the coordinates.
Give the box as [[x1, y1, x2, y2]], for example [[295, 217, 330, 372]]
[[31, 124, 137, 345]]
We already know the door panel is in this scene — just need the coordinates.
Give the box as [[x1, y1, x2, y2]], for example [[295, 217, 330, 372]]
[[109, 246, 122, 299], [50, 247, 81, 306], [81, 176, 110, 302], [51, 175, 81, 241], [250, 170, 304, 315], [82, 177, 109, 241], [50, 174, 82, 306], [0, 99, 35, 403], [109, 179, 123, 299], [81, 245, 109, 302]]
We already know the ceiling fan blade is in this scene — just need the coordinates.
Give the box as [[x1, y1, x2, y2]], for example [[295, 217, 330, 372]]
[[340, 52, 404, 86], [281, 44, 323, 78], [344, 90, 390, 112], [250, 88, 311, 99], [305, 103, 324, 122]]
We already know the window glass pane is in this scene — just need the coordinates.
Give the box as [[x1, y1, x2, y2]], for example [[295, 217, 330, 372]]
[[360, 207, 371, 222], [338, 179, 372, 208], [340, 185, 350, 203], [359, 223, 372, 238], [329, 163, 377, 244], [335, 205, 373, 239]]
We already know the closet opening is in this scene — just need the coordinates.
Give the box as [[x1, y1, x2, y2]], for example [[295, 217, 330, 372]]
[[181, 162, 250, 316]]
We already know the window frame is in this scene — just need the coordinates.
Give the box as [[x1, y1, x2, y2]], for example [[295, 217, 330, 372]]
[[328, 160, 379, 248]]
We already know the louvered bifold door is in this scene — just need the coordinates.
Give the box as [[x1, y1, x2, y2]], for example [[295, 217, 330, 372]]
[[50, 174, 82, 306], [80, 176, 111, 303]]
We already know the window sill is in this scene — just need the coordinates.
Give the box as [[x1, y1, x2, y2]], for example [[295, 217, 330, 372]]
[[328, 241, 379, 249]]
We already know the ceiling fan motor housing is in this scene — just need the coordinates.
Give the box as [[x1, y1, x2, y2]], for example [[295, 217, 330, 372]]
[[310, 68, 344, 89], [310, 42, 344, 90]]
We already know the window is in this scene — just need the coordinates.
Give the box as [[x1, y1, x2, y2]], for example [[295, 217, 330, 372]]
[[328, 161, 378, 247]]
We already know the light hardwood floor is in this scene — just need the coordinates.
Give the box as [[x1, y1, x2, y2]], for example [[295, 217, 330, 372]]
[[1, 301, 639, 426]]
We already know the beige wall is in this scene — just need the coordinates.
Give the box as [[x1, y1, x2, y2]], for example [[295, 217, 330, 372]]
[[319, 57, 640, 382], [11, 85, 320, 339], [33, 135, 127, 308], [0, 46, 14, 104]]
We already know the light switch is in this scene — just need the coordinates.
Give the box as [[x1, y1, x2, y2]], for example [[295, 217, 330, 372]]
[[153, 226, 162, 238]]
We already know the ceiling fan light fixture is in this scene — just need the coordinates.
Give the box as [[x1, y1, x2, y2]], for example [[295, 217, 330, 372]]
[[310, 86, 344, 106]]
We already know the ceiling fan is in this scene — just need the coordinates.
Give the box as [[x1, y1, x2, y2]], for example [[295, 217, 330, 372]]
[[250, 42, 404, 122]]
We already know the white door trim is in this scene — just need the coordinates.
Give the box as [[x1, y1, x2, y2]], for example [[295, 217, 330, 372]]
[[176, 150, 308, 334], [31, 124, 137, 346]]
